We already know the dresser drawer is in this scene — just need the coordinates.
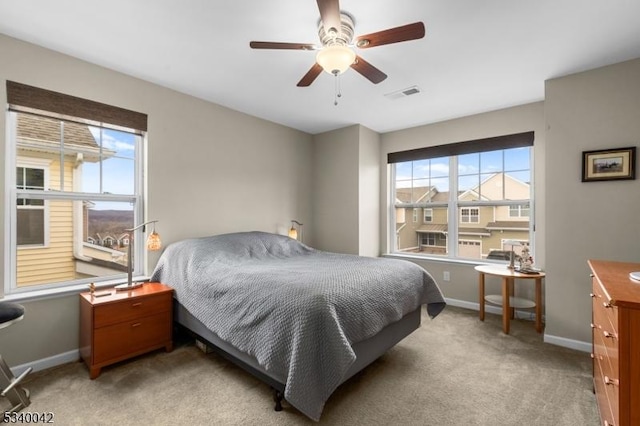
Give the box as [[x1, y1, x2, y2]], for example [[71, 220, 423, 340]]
[[93, 311, 171, 364], [592, 278, 618, 333], [94, 292, 172, 328], [594, 355, 617, 426]]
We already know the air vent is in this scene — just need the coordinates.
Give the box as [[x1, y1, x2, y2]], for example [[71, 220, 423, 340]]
[[384, 85, 422, 100]]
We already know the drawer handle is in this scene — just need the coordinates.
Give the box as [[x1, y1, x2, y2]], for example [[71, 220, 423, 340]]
[[131, 322, 142, 328], [604, 376, 619, 386], [590, 292, 596, 298], [131, 302, 142, 308], [590, 323, 597, 329], [590, 353, 603, 361], [603, 331, 616, 339], [604, 421, 614, 426], [602, 301, 612, 309]]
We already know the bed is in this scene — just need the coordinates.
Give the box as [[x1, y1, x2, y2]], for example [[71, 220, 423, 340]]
[[150, 231, 445, 421]]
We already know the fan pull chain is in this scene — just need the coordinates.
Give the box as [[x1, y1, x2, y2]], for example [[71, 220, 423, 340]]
[[333, 71, 342, 106]]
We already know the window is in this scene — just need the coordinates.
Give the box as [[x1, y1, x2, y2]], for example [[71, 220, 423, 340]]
[[423, 208, 433, 222], [5, 81, 147, 293], [509, 204, 530, 217], [460, 208, 479, 223], [412, 208, 419, 222], [421, 234, 436, 246], [389, 132, 534, 260], [16, 164, 47, 246]]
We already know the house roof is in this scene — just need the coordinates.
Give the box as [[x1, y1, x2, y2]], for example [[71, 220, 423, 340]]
[[459, 227, 492, 236], [486, 221, 530, 230], [396, 186, 450, 204], [18, 113, 97, 147], [416, 224, 448, 234], [395, 186, 431, 203], [16, 113, 112, 161]]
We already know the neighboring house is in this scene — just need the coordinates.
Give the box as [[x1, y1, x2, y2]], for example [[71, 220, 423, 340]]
[[15, 113, 120, 287], [396, 173, 530, 259]]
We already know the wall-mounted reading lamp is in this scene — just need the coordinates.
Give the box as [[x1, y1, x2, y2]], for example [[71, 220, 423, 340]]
[[288, 220, 303, 243], [115, 220, 161, 291]]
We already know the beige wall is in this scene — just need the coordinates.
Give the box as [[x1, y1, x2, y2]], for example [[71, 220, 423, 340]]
[[357, 126, 380, 257], [312, 125, 360, 254], [544, 58, 640, 344], [0, 34, 313, 366], [311, 124, 380, 256]]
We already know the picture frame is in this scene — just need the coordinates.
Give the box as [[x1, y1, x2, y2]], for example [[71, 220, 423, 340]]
[[581, 146, 636, 182]]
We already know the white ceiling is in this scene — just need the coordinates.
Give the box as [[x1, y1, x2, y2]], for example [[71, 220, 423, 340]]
[[1, 1, 640, 135]]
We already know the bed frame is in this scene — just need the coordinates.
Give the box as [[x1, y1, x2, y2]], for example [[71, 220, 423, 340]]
[[173, 299, 422, 412]]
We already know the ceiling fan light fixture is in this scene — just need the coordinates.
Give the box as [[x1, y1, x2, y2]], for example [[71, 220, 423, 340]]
[[316, 45, 356, 75]]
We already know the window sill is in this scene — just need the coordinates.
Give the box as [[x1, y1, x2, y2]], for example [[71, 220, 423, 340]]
[[2, 276, 152, 303], [382, 252, 506, 267]]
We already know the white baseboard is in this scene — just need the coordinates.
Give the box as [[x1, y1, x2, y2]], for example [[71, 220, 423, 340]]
[[543, 334, 592, 353], [444, 297, 591, 353], [10, 349, 79, 376]]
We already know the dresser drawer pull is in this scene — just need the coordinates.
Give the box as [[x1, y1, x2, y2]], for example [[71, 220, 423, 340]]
[[604, 421, 615, 426], [602, 301, 612, 309], [603, 331, 616, 339], [131, 322, 142, 328], [590, 292, 596, 298], [604, 376, 619, 386], [590, 323, 596, 329], [131, 302, 142, 308]]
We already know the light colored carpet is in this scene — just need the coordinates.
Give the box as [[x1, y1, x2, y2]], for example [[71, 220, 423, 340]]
[[4, 306, 599, 425]]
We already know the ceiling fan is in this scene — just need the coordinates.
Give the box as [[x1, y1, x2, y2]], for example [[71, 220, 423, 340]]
[[249, 0, 425, 88]]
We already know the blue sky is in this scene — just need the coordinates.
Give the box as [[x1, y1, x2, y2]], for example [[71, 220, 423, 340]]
[[86, 127, 137, 211], [395, 147, 531, 194]]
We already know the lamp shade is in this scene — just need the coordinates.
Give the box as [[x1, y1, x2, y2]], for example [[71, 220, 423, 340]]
[[146, 231, 162, 251], [288, 227, 298, 240], [316, 45, 356, 75]]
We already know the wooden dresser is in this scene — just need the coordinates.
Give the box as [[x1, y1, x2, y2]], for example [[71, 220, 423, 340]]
[[588, 260, 640, 426], [79, 282, 173, 379]]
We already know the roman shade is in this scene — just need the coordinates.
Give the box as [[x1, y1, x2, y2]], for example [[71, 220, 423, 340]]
[[387, 131, 534, 164], [6, 81, 147, 132]]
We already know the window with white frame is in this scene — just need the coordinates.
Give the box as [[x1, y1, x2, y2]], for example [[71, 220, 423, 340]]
[[16, 163, 48, 246], [412, 208, 419, 222], [509, 203, 530, 217], [389, 132, 534, 260], [5, 81, 147, 293], [423, 208, 433, 222], [460, 207, 479, 223]]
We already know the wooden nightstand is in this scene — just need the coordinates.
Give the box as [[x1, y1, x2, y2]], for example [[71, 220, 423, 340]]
[[79, 282, 173, 379]]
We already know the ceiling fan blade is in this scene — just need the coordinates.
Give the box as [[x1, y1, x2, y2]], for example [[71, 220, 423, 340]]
[[297, 63, 324, 87], [351, 56, 387, 84], [355, 22, 425, 49], [250, 41, 316, 50], [316, 0, 341, 34]]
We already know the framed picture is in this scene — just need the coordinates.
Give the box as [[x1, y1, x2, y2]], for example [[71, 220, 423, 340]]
[[582, 146, 636, 182]]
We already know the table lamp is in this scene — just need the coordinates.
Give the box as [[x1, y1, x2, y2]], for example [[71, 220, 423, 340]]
[[503, 240, 522, 270], [115, 220, 161, 291]]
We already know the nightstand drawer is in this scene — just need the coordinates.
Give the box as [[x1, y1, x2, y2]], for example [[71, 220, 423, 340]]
[[93, 311, 171, 364], [94, 292, 171, 328]]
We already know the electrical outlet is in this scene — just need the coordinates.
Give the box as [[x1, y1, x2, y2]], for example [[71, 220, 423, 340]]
[[443, 271, 450, 282]]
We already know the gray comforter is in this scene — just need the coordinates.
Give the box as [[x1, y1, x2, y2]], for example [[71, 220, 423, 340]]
[[151, 231, 445, 421]]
